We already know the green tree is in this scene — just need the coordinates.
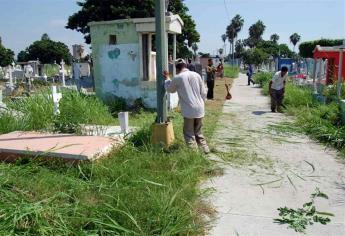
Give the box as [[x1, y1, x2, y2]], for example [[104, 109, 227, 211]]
[[290, 33, 301, 52], [256, 40, 293, 58], [278, 44, 294, 58], [18, 34, 71, 64], [226, 14, 244, 59], [235, 39, 245, 58], [0, 43, 14, 67], [242, 48, 269, 67], [299, 39, 343, 58], [66, 0, 200, 58], [270, 34, 280, 44], [17, 50, 29, 62], [245, 20, 266, 48]]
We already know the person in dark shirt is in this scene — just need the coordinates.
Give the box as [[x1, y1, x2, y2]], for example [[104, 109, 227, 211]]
[[206, 59, 216, 99], [247, 64, 255, 86]]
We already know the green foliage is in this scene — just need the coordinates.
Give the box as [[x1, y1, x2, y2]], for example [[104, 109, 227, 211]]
[[270, 34, 280, 44], [275, 188, 333, 234], [253, 72, 272, 87], [283, 83, 314, 107], [17, 34, 71, 64], [67, 0, 200, 58], [289, 33, 301, 51], [299, 39, 343, 58], [242, 48, 269, 67], [224, 65, 240, 78], [0, 44, 14, 67], [245, 20, 266, 48], [235, 39, 245, 58], [256, 41, 293, 58], [0, 90, 115, 134]]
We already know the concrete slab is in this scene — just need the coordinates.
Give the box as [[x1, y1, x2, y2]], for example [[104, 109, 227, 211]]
[[0, 131, 121, 161], [80, 124, 136, 138]]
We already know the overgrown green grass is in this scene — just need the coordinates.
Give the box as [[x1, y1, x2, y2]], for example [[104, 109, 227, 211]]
[[1, 90, 115, 134], [0, 79, 230, 234], [0, 144, 213, 235], [224, 65, 240, 78]]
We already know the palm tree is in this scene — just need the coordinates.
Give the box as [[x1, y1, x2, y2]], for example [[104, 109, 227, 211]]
[[191, 43, 198, 60], [221, 34, 227, 57], [270, 34, 280, 44], [226, 14, 244, 62], [247, 20, 266, 48], [290, 33, 301, 52]]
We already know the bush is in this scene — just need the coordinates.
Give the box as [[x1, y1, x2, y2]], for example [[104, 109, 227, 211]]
[[253, 72, 272, 87], [299, 39, 343, 58]]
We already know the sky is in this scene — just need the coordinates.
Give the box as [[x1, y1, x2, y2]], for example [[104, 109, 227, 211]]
[[0, 0, 344, 56]]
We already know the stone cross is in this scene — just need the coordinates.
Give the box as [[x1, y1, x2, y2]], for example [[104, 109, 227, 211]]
[[51, 86, 62, 115], [60, 59, 66, 87]]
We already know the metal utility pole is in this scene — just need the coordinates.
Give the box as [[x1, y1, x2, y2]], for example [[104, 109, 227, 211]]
[[155, 0, 168, 123]]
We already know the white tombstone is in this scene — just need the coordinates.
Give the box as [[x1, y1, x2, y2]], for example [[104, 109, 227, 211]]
[[118, 112, 129, 134], [51, 86, 62, 115], [60, 59, 66, 87]]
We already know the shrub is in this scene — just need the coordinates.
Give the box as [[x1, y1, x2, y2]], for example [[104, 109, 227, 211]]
[[253, 72, 272, 87]]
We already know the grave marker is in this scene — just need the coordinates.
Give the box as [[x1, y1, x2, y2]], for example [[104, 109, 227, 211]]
[[118, 112, 129, 134], [51, 86, 62, 115]]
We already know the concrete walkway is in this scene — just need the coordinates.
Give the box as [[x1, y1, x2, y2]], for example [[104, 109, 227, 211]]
[[205, 73, 345, 236]]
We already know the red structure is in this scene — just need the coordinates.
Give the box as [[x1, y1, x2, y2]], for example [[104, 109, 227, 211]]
[[313, 45, 345, 84]]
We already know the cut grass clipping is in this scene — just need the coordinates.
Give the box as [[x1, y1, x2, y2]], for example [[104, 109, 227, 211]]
[[274, 188, 334, 234]]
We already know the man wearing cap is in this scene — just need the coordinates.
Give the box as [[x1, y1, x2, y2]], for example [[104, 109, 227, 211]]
[[163, 59, 210, 154]]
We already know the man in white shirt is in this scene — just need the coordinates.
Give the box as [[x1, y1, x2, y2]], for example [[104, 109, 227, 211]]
[[163, 59, 210, 154], [269, 66, 289, 113]]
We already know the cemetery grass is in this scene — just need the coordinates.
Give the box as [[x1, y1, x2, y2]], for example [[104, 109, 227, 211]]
[[224, 65, 240, 78], [0, 78, 232, 235]]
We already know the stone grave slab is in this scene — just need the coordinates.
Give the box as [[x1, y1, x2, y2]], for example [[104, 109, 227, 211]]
[[0, 131, 121, 162]]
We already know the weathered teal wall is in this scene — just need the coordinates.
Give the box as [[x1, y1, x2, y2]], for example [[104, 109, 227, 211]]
[[90, 21, 158, 107]]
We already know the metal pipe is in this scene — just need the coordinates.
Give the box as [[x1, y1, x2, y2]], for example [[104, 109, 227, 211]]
[[155, 0, 168, 123]]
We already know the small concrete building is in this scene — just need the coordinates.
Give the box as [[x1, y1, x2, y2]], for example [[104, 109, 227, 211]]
[[88, 15, 183, 108]]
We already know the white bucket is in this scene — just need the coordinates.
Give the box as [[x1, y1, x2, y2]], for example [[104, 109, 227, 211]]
[[118, 112, 129, 134]]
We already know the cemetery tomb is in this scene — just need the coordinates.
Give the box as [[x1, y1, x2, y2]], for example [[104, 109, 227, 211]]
[[0, 131, 121, 162], [88, 15, 183, 109]]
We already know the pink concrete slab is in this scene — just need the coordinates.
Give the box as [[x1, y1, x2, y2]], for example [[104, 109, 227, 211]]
[[0, 131, 119, 161]]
